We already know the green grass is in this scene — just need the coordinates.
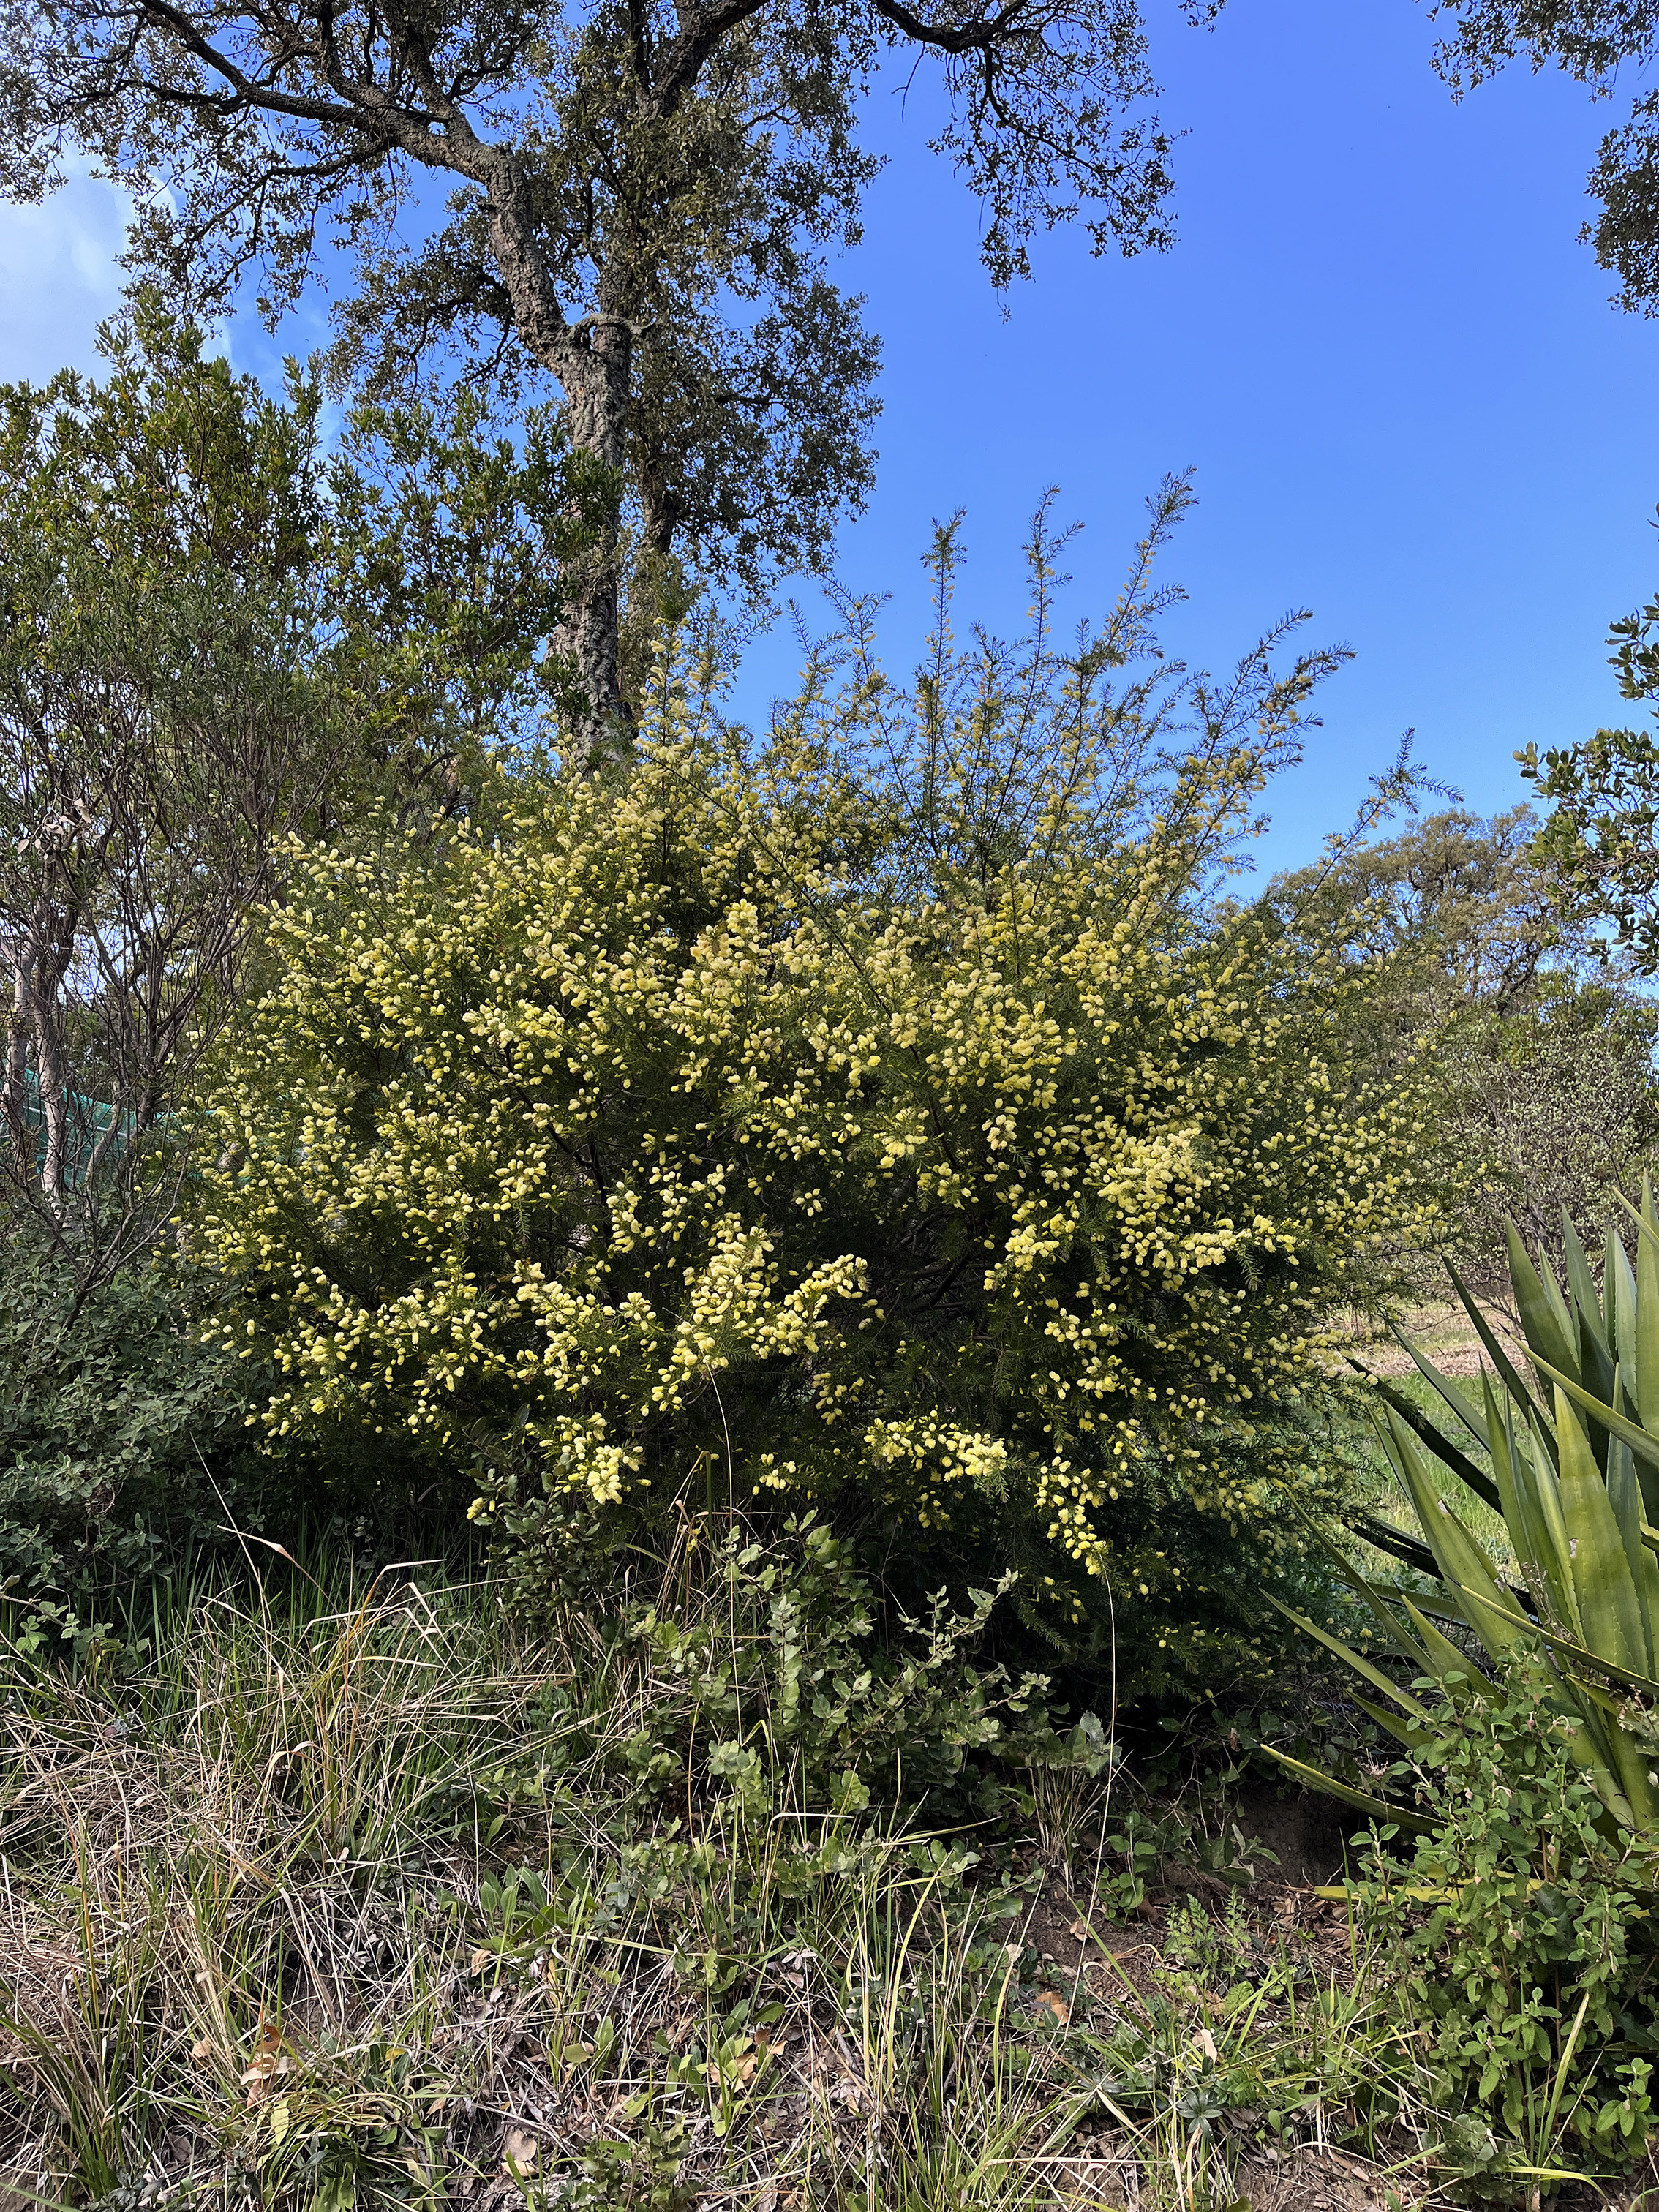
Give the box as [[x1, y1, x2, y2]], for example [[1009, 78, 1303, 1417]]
[[0, 1543, 1634, 2212]]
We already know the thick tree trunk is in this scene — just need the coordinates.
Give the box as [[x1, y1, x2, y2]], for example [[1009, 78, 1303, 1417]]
[[481, 154, 641, 772], [556, 317, 636, 770], [639, 434, 683, 564]]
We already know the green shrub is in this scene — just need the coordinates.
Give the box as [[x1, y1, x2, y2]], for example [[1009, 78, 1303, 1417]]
[[1265, 805, 1659, 1295], [189, 511, 1434, 1678], [571, 1512, 1089, 1830], [0, 1221, 250, 1642], [1355, 1647, 1659, 2194]]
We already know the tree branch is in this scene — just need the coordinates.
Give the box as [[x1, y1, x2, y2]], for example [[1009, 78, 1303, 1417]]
[[868, 0, 1037, 59], [652, 0, 772, 113]]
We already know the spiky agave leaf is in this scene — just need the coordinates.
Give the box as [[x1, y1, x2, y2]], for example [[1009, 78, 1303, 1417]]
[[1291, 1188, 1659, 1847]]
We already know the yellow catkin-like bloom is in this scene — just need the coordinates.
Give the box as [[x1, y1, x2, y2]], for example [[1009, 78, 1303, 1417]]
[[190, 637, 1436, 1609]]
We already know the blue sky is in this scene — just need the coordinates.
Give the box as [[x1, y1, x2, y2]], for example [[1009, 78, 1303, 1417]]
[[3, 0, 1655, 874]]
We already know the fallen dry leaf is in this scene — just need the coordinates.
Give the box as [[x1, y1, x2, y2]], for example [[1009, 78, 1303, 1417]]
[[501, 2128, 539, 2176], [239, 2024, 294, 2106]]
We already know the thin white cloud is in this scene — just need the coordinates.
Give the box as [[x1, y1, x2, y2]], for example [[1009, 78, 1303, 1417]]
[[0, 170, 131, 383]]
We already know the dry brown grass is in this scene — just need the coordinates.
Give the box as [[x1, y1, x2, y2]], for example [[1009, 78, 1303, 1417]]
[[0, 1567, 1603, 2212]]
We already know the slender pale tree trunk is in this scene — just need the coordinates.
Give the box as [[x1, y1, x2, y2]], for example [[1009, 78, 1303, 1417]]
[[1, 890, 78, 1218], [1, 936, 35, 1177]]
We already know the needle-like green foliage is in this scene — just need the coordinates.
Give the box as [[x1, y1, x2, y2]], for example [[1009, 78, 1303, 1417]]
[[185, 497, 1435, 1679]]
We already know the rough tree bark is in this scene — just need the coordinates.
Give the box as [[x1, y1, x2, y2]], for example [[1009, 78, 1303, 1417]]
[[554, 317, 639, 764]]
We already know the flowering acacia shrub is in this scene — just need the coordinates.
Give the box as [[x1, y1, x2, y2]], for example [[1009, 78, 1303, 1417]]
[[192, 503, 1434, 1658]]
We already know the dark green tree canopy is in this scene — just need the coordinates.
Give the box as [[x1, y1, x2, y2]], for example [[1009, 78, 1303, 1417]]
[[1430, 0, 1659, 310], [0, 0, 1175, 760], [1519, 555, 1659, 975]]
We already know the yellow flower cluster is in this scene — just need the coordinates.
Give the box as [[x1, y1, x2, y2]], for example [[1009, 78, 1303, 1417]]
[[192, 674, 1430, 1590]]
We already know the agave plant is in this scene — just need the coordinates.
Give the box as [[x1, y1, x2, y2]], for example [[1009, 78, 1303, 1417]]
[[1274, 1181, 1659, 1839]]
